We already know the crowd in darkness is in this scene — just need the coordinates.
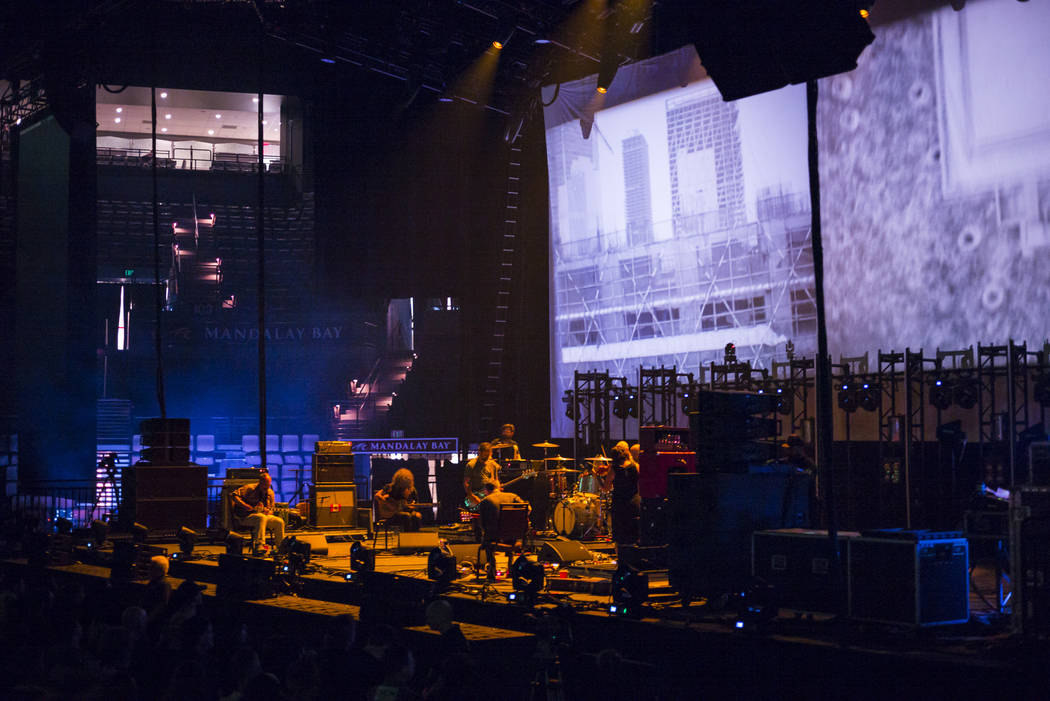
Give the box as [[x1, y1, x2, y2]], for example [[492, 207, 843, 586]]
[[0, 556, 658, 701], [0, 559, 486, 701]]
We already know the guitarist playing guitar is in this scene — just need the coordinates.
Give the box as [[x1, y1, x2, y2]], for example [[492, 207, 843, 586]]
[[375, 468, 423, 531], [229, 470, 284, 554], [463, 442, 501, 509]]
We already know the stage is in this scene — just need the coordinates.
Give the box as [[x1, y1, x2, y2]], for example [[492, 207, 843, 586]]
[[2, 524, 1043, 699]]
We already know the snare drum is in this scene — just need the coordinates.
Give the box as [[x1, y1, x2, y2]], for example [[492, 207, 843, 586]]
[[552, 495, 600, 538]]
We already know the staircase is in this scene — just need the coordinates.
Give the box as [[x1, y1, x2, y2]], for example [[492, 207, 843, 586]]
[[331, 351, 415, 440]]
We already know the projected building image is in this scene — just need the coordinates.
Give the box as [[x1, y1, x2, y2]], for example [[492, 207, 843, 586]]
[[545, 50, 813, 437]]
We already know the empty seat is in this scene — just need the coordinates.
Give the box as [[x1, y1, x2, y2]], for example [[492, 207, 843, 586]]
[[281, 435, 299, 453], [242, 434, 260, 454], [284, 454, 304, 465], [302, 434, 320, 453], [196, 434, 215, 453], [266, 434, 279, 454]]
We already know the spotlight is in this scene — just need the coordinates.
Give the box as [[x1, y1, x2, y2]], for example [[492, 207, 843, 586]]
[[563, 389, 576, 420], [610, 564, 649, 617], [837, 383, 858, 413], [350, 541, 375, 573], [427, 546, 458, 589], [929, 377, 953, 411], [627, 391, 638, 418], [510, 555, 545, 604], [90, 519, 109, 549], [681, 389, 697, 415], [858, 383, 880, 412], [953, 375, 978, 410], [225, 531, 246, 556], [177, 526, 198, 558], [131, 523, 149, 543]]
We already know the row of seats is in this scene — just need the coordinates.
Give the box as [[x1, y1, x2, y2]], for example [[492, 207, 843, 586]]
[[131, 433, 321, 455]]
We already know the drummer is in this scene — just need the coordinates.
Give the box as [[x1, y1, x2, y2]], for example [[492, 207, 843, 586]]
[[490, 423, 522, 462]]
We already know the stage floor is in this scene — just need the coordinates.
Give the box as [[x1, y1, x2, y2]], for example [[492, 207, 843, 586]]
[[2, 525, 1042, 698]]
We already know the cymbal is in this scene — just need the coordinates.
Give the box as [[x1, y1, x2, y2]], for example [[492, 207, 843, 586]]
[[533, 441, 559, 448], [542, 468, 580, 474], [544, 456, 572, 461], [585, 456, 612, 462]]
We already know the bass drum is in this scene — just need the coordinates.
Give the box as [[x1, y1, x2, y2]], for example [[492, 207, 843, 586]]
[[552, 496, 600, 538]]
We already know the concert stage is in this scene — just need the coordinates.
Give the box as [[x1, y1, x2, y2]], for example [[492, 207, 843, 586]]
[[2, 525, 1043, 699]]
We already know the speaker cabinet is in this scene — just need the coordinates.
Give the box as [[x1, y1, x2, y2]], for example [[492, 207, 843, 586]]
[[122, 464, 207, 533], [312, 454, 354, 484], [312, 483, 356, 528], [849, 533, 968, 626], [217, 554, 275, 600]]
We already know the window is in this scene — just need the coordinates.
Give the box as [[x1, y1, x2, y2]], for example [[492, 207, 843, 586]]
[[701, 295, 766, 330]]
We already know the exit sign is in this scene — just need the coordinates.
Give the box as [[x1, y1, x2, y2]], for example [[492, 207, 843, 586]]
[[124, 268, 135, 277]]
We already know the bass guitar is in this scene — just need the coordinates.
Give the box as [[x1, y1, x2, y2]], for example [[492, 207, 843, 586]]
[[463, 469, 536, 512]]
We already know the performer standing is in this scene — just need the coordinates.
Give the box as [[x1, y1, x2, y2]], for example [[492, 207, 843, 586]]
[[375, 468, 423, 531], [490, 423, 522, 462], [463, 442, 501, 508], [609, 441, 640, 546]]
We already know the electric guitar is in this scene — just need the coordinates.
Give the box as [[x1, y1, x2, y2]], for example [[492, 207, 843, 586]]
[[463, 470, 536, 512]]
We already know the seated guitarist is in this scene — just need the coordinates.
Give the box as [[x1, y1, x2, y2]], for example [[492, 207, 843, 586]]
[[230, 470, 284, 555], [375, 468, 422, 532], [463, 442, 501, 509]]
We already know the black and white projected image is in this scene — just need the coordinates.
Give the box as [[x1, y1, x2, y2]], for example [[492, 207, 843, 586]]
[[544, 47, 814, 438], [819, 0, 1050, 358]]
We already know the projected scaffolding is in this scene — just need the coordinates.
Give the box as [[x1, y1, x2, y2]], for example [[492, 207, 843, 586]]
[[544, 48, 814, 437]]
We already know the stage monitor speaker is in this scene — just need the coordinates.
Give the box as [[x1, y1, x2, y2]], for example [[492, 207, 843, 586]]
[[312, 483, 356, 528], [539, 538, 594, 564], [397, 530, 439, 553], [313, 453, 354, 484], [445, 543, 488, 569]]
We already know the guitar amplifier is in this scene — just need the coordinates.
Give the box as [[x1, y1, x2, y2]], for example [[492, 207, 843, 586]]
[[312, 453, 355, 484], [312, 483, 356, 528]]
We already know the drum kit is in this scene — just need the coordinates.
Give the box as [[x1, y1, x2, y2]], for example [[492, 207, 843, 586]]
[[520, 441, 612, 540]]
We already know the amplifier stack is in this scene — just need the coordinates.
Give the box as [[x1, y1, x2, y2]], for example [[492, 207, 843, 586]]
[[311, 441, 357, 528]]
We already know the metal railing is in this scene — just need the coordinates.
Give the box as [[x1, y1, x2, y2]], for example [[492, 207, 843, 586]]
[[6, 481, 99, 529]]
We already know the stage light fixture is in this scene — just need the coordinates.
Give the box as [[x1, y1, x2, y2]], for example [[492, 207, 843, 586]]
[[510, 555, 545, 603], [953, 375, 978, 410], [427, 546, 458, 590], [610, 564, 649, 617], [225, 532, 246, 556], [177, 527, 197, 558], [858, 383, 880, 412], [627, 390, 638, 418], [563, 389, 576, 419], [929, 377, 953, 411], [350, 541, 375, 573], [837, 382, 858, 413], [131, 523, 149, 543]]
